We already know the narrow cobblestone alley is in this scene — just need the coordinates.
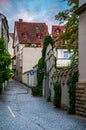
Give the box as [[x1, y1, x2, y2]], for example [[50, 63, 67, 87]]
[[0, 79, 86, 130]]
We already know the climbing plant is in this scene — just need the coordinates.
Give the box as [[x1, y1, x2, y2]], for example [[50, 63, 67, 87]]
[[53, 81, 61, 108], [42, 35, 53, 57], [67, 71, 78, 114], [31, 35, 54, 96]]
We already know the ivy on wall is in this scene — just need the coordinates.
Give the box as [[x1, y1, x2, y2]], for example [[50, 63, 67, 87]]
[[31, 35, 54, 96], [67, 71, 78, 114], [53, 81, 61, 108], [31, 57, 44, 96]]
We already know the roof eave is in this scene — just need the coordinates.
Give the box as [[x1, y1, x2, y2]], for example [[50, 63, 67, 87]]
[[74, 3, 86, 15]]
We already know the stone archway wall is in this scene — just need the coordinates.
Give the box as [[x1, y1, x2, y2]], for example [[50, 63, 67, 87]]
[[51, 66, 78, 110]]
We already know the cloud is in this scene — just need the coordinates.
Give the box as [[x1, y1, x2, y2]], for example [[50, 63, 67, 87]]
[[0, 0, 68, 33], [17, 9, 34, 21], [0, 0, 10, 7]]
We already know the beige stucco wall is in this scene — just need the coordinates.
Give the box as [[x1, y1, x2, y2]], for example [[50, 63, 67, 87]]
[[8, 35, 13, 69], [22, 47, 42, 73], [22, 73, 28, 84], [22, 66, 37, 87], [8, 35, 13, 57], [79, 11, 86, 81], [61, 80, 69, 108]]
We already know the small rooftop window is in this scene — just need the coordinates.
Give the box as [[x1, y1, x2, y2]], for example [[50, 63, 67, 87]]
[[56, 28, 61, 34], [36, 26, 39, 30], [22, 32, 28, 38], [36, 33, 42, 39]]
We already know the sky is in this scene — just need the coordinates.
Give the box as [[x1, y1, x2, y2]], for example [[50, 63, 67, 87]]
[[0, 0, 68, 34]]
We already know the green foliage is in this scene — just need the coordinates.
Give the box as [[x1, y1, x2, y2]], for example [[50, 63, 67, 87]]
[[37, 57, 44, 86], [31, 86, 42, 96], [33, 57, 44, 96], [0, 38, 12, 93], [55, 0, 79, 66], [32, 35, 54, 96], [54, 81, 61, 108], [42, 35, 54, 59], [70, 47, 78, 67], [32, 57, 44, 96], [67, 71, 78, 114], [47, 89, 51, 102]]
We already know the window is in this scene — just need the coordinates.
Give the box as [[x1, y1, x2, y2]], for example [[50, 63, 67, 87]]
[[64, 51, 73, 58], [36, 26, 39, 30], [56, 28, 61, 34], [22, 32, 28, 38], [36, 33, 42, 39]]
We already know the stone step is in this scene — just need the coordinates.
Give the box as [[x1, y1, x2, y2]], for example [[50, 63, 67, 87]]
[[76, 111, 86, 117], [76, 93, 85, 97], [76, 100, 85, 105], [76, 97, 85, 102], [75, 104, 86, 109]]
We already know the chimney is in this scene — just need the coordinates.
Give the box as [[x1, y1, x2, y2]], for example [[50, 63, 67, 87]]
[[19, 19, 23, 22]]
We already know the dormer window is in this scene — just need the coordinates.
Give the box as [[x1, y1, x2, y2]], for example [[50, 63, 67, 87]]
[[56, 28, 61, 34], [22, 32, 28, 38], [36, 26, 39, 30], [36, 33, 42, 39], [63, 29, 66, 33]]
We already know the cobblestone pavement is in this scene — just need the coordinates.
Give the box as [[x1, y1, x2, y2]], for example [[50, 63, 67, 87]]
[[0, 79, 86, 130]]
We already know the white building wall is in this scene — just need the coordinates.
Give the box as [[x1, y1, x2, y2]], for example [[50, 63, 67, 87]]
[[0, 21, 1, 38], [22, 74, 28, 84], [8, 35, 13, 57], [22, 67, 37, 87], [79, 11, 86, 81], [22, 47, 42, 73], [8, 35, 13, 69]]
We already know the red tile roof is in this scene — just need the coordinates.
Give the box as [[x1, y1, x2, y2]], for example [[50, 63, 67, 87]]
[[13, 19, 49, 47], [52, 25, 65, 40]]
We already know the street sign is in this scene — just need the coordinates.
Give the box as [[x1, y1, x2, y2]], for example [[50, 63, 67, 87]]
[[29, 70, 35, 76]]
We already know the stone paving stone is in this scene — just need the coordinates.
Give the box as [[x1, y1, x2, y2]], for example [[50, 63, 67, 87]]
[[0, 79, 86, 130]]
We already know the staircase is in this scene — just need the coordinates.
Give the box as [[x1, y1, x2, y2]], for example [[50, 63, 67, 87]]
[[75, 82, 86, 117]]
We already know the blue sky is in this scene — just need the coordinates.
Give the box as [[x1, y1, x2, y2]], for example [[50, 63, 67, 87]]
[[0, 0, 68, 33]]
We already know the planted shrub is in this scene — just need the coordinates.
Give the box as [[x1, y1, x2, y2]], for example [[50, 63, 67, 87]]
[[54, 81, 61, 108], [31, 86, 42, 97]]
